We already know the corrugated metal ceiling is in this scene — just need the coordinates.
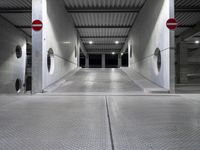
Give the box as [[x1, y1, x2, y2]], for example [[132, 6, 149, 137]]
[[64, 0, 146, 8], [82, 37, 127, 44], [0, 0, 31, 8], [0, 0, 199, 50], [1, 13, 31, 26], [175, 0, 200, 36], [78, 28, 130, 37], [175, 0, 200, 7], [65, 0, 147, 54], [0, 0, 31, 37], [72, 13, 137, 26], [85, 44, 123, 50]]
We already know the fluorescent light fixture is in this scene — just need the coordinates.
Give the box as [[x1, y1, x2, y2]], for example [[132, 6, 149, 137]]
[[195, 40, 200, 44], [112, 52, 115, 55], [115, 41, 119, 44], [89, 41, 93, 44]]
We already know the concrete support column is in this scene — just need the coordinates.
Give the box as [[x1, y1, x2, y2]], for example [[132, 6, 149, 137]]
[[32, 0, 43, 93], [85, 56, 89, 68], [102, 54, 105, 68], [118, 54, 122, 68]]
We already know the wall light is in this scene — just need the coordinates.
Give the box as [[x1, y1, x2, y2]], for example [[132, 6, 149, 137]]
[[112, 52, 115, 55], [115, 41, 119, 44], [121, 53, 124, 56], [89, 41, 93, 44], [195, 40, 200, 44]]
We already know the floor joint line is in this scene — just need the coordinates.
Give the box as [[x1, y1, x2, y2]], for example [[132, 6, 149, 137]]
[[105, 96, 115, 150]]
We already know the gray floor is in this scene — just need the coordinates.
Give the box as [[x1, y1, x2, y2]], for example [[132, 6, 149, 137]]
[[1, 95, 200, 149], [1, 69, 200, 149], [52, 68, 142, 94]]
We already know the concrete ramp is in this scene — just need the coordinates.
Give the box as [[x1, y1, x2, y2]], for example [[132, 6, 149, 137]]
[[122, 68, 170, 93], [46, 68, 143, 95]]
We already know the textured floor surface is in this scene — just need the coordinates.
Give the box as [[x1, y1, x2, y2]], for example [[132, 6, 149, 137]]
[[52, 69, 142, 94], [0, 95, 200, 149], [0, 96, 112, 150], [1, 69, 200, 149]]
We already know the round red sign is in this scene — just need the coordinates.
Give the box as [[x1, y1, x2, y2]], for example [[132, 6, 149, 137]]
[[166, 18, 178, 30], [32, 20, 43, 31]]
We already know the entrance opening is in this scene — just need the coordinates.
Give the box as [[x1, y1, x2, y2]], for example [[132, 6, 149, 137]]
[[106, 54, 118, 68], [25, 43, 32, 92], [89, 54, 102, 68], [122, 49, 128, 67], [80, 52, 86, 68]]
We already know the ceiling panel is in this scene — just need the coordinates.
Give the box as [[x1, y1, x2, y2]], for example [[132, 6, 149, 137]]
[[175, 0, 200, 7], [175, 0, 200, 36], [82, 37, 127, 44], [64, 0, 147, 54], [72, 13, 137, 26], [1, 13, 31, 26], [85, 44, 123, 50], [0, 0, 31, 36], [78, 28, 130, 37], [64, 0, 146, 8], [0, 0, 31, 8]]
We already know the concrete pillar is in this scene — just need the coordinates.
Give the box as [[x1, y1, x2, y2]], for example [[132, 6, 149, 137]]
[[102, 54, 105, 68], [85, 56, 89, 68], [32, 0, 43, 93], [118, 54, 122, 68]]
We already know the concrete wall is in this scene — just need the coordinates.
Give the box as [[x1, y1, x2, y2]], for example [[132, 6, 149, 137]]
[[125, 0, 175, 91], [0, 16, 27, 93], [32, 0, 79, 93]]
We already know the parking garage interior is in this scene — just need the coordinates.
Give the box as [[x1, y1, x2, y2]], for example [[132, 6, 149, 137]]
[[0, 0, 200, 149]]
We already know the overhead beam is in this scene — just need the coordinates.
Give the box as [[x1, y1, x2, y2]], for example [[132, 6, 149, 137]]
[[67, 7, 200, 13], [76, 25, 132, 29], [15, 25, 31, 29], [84, 43, 124, 45], [80, 41, 88, 57], [176, 7, 200, 13], [0, 8, 31, 13], [81, 36, 128, 38], [86, 49, 121, 52], [66, 7, 140, 13], [178, 25, 195, 28], [87, 52, 121, 54], [14, 25, 195, 29]]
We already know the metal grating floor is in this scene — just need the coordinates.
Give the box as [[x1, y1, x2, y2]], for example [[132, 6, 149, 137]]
[[0, 96, 111, 150], [108, 96, 200, 150], [0, 95, 200, 149]]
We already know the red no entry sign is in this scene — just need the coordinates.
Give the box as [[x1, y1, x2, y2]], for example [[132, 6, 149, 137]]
[[166, 18, 177, 30], [32, 20, 43, 31]]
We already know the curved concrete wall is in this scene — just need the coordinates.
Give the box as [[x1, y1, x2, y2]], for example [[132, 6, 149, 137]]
[[32, 0, 80, 93], [0, 17, 27, 93], [126, 0, 175, 91]]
